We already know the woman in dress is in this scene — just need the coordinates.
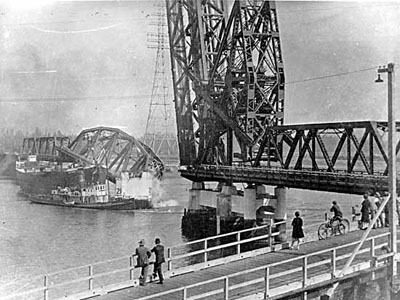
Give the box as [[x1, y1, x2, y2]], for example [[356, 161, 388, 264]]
[[291, 211, 304, 250]]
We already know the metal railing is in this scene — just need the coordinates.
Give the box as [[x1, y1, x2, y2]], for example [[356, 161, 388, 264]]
[[133, 231, 393, 300], [3, 221, 284, 300]]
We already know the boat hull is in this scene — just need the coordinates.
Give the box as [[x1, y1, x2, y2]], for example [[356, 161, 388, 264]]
[[30, 195, 152, 210], [16, 166, 106, 195]]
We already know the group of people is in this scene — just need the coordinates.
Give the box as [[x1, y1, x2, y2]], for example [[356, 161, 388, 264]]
[[135, 238, 165, 286], [360, 192, 389, 229]]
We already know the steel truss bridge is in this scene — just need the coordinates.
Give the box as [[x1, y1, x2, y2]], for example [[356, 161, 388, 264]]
[[180, 121, 400, 194], [61, 127, 164, 178], [166, 0, 398, 194], [19, 127, 164, 179]]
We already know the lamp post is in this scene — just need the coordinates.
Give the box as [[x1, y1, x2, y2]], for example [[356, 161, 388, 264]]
[[376, 63, 398, 294]]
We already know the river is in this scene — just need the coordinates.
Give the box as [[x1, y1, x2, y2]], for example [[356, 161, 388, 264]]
[[0, 171, 362, 297]]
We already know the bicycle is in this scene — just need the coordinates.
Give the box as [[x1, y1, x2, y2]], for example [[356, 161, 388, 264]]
[[317, 217, 350, 240]]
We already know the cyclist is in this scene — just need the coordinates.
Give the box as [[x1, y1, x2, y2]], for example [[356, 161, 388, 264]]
[[330, 201, 343, 225]]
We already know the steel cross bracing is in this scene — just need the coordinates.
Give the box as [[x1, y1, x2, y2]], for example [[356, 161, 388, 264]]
[[61, 127, 164, 179], [180, 121, 400, 194], [20, 136, 71, 161], [166, 0, 284, 166]]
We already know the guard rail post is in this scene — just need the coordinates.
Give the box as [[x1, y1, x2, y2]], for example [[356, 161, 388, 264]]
[[167, 248, 172, 271], [237, 232, 241, 255], [129, 256, 134, 280], [268, 220, 273, 246], [88, 265, 93, 291], [44, 275, 49, 300], [264, 267, 270, 299], [371, 237, 380, 268], [204, 239, 208, 262], [331, 249, 336, 279], [370, 238, 375, 257], [302, 257, 308, 288], [223, 277, 229, 300]]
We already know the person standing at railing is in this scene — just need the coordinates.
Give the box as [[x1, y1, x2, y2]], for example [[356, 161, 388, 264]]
[[151, 237, 165, 284], [290, 211, 304, 250], [136, 239, 151, 286]]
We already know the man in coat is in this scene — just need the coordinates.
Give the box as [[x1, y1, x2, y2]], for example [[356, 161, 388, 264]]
[[151, 237, 165, 284], [368, 193, 378, 228], [135, 239, 151, 286]]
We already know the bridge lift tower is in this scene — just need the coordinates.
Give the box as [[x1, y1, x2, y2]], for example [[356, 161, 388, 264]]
[[166, 0, 284, 167], [166, 0, 286, 236]]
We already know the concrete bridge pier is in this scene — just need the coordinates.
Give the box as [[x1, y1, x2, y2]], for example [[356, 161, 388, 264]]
[[216, 184, 234, 235], [274, 186, 287, 242], [182, 181, 238, 238], [188, 181, 205, 210], [242, 186, 257, 219], [182, 182, 288, 241]]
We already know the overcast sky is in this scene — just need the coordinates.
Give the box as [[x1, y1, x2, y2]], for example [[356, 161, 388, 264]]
[[0, 0, 399, 137]]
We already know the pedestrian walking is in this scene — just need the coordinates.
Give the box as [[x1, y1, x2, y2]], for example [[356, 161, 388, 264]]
[[151, 237, 165, 284], [360, 193, 370, 230], [290, 211, 304, 250], [368, 192, 378, 228], [135, 239, 151, 286]]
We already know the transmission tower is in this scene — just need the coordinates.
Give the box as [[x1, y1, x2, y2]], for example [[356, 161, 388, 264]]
[[143, 3, 179, 169]]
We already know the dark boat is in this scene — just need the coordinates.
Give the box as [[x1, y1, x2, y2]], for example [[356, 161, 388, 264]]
[[29, 184, 152, 210], [16, 160, 106, 196], [15, 136, 74, 195]]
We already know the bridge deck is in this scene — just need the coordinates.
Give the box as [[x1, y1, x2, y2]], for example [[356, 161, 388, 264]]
[[179, 165, 392, 195], [96, 227, 393, 300]]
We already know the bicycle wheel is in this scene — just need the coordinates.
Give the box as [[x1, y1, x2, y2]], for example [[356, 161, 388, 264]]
[[318, 223, 329, 240], [337, 223, 346, 235], [341, 218, 350, 233]]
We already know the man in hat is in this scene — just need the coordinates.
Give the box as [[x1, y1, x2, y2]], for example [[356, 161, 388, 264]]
[[151, 237, 165, 284], [135, 239, 151, 286]]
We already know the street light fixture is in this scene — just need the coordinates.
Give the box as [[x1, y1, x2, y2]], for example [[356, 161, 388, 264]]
[[375, 73, 384, 83], [376, 63, 398, 295]]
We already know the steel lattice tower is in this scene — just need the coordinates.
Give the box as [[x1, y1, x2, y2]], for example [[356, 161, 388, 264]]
[[144, 3, 179, 168]]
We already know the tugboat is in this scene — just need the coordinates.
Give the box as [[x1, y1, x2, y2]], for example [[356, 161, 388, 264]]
[[30, 179, 153, 210]]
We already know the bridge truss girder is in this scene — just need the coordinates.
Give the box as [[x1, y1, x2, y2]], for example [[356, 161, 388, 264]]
[[267, 121, 396, 175], [166, 0, 284, 166], [66, 127, 164, 178], [180, 121, 400, 194], [20, 136, 71, 161]]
